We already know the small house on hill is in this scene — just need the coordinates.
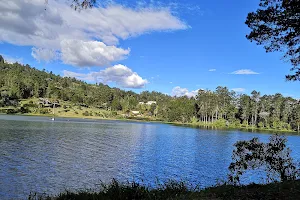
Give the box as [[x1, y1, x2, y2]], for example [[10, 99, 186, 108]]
[[146, 101, 156, 105], [131, 111, 140, 115], [38, 98, 60, 107]]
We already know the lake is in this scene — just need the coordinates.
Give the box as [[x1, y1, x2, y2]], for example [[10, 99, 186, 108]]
[[1, 115, 300, 199]]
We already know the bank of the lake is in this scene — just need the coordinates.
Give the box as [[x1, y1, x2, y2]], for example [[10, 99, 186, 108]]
[[2, 111, 298, 134], [29, 179, 300, 200], [1, 96, 299, 134]]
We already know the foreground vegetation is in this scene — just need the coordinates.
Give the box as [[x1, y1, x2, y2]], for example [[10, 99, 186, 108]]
[[28, 135, 300, 200], [0, 56, 299, 132], [28, 179, 300, 200]]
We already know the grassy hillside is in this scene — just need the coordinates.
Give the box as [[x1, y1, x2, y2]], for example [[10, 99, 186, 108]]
[[1, 56, 299, 132]]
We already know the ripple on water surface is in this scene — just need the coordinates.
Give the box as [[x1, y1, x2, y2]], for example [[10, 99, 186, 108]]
[[1, 115, 300, 199]]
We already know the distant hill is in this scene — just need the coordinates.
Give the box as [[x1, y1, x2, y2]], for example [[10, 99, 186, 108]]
[[0, 57, 170, 110], [0, 55, 299, 131]]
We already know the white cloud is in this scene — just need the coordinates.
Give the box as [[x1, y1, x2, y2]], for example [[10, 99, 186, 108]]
[[231, 88, 246, 93], [171, 86, 198, 98], [0, 0, 188, 65], [230, 69, 259, 75], [63, 64, 148, 88], [209, 69, 216, 72], [31, 47, 59, 62], [61, 40, 130, 67]]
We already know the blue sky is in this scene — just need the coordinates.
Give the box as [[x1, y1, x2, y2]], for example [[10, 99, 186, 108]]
[[0, 0, 299, 99]]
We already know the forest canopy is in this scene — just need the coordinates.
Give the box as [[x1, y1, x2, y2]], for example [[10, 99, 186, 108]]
[[0, 57, 299, 131]]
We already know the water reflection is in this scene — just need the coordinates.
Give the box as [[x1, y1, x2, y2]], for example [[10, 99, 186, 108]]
[[0, 115, 300, 199]]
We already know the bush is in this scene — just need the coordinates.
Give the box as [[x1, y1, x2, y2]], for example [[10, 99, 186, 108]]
[[230, 119, 241, 128], [228, 134, 298, 184], [213, 119, 227, 127], [82, 111, 89, 116], [23, 103, 37, 108], [6, 108, 18, 114], [19, 106, 30, 114], [112, 111, 118, 116], [190, 116, 198, 124], [258, 122, 264, 128], [39, 108, 49, 114], [241, 120, 249, 128]]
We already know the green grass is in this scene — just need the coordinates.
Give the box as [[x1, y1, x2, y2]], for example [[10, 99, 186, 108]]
[[28, 179, 300, 200], [1, 98, 298, 134]]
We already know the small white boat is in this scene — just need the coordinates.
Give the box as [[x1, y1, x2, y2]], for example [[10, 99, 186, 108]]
[[51, 101, 56, 121]]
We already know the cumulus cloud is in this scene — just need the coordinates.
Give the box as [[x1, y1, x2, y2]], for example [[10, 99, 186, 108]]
[[231, 88, 246, 93], [171, 86, 198, 98], [230, 69, 259, 75], [209, 69, 216, 72], [61, 40, 130, 67], [63, 64, 148, 88], [31, 47, 59, 62], [0, 0, 188, 64]]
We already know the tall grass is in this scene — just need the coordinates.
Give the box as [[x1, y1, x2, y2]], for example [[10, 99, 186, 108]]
[[27, 179, 300, 200]]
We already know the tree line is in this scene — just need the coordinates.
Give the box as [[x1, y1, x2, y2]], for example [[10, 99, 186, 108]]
[[0, 56, 299, 131]]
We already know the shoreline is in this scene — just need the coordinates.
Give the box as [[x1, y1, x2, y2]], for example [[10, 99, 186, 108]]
[[1, 112, 298, 134], [27, 179, 300, 200]]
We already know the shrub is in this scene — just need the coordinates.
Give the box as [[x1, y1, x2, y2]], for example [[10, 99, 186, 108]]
[[111, 111, 118, 116], [241, 120, 249, 128], [213, 119, 227, 127], [190, 116, 198, 124], [258, 122, 264, 128], [228, 134, 298, 184], [82, 111, 89, 116], [19, 106, 30, 114], [6, 108, 18, 114], [231, 119, 241, 128], [39, 108, 49, 114]]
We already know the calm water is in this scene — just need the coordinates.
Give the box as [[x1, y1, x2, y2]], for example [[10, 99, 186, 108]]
[[1, 115, 300, 199]]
